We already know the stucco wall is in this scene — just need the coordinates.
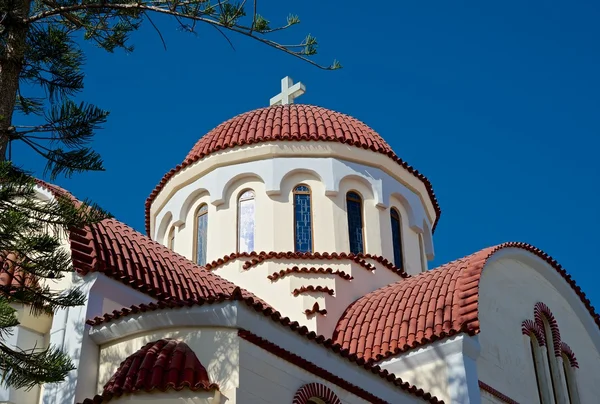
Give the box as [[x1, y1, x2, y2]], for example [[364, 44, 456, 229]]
[[92, 390, 221, 403], [477, 254, 600, 403], [238, 338, 378, 403], [153, 148, 433, 278]]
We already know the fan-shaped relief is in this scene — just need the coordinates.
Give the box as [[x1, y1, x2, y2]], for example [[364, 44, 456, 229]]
[[292, 383, 342, 404], [523, 302, 580, 403]]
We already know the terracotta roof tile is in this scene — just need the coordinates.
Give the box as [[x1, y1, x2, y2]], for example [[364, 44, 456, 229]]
[[268, 267, 353, 281], [0, 252, 39, 290], [333, 242, 600, 362], [205, 250, 407, 278], [69, 218, 259, 303], [86, 298, 442, 403], [145, 104, 441, 236], [79, 339, 217, 403]]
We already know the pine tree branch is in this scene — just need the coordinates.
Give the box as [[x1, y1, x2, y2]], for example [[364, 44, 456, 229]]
[[25, 3, 336, 70]]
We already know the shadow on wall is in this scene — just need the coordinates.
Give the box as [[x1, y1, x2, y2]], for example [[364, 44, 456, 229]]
[[394, 341, 470, 404], [42, 317, 85, 404]]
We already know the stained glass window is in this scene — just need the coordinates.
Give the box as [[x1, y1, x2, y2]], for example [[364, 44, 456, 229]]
[[390, 208, 403, 269], [195, 204, 208, 265], [346, 191, 364, 254], [294, 185, 313, 253], [238, 190, 255, 253]]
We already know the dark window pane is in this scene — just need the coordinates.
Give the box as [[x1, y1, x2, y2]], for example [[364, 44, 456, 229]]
[[346, 193, 364, 254], [294, 190, 312, 252], [391, 210, 403, 269]]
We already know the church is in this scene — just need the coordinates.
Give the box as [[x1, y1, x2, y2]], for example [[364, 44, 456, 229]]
[[3, 77, 599, 404]]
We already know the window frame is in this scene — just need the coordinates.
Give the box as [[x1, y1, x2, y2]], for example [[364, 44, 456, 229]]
[[193, 203, 209, 266], [237, 189, 256, 253], [390, 207, 404, 269], [345, 190, 365, 255], [293, 184, 314, 253], [167, 226, 175, 250]]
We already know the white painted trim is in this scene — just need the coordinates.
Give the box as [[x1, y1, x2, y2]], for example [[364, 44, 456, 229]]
[[486, 248, 600, 353], [89, 302, 426, 403], [380, 334, 481, 404], [153, 157, 431, 240]]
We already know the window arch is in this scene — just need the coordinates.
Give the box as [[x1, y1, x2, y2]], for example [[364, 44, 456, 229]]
[[523, 302, 581, 404], [237, 190, 255, 253], [167, 226, 175, 250], [390, 208, 404, 269], [194, 204, 208, 265], [346, 191, 364, 254], [294, 185, 313, 253]]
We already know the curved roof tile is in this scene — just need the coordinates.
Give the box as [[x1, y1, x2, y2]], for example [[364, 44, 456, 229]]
[[145, 104, 441, 236], [333, 242, 600, 362], [81, 339, 217, 403]]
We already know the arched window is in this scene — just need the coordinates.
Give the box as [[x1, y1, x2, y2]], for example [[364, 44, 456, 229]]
[[195, 204, 208, 265], [418, 233, 427, 272], [390, 208, 403, 269], [238, 190, 255, 253], [541, 318, 559, 403], [294, 185, 313, 253], [529, 336, 545, 404], [167, 226, 175, 250], [346, 191, 364, 254]]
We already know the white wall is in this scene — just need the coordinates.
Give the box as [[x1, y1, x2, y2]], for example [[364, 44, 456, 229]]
[[238, 339, 371, 404], [98, 328, 239, 401], [153, 147, 434, 278], [477, 253, 600, 404]]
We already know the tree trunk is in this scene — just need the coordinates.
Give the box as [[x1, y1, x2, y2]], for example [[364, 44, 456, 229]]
[[0, 0, 30, 162]]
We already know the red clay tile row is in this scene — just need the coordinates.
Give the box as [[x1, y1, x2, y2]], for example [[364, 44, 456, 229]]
[[534, 302, 562, 357], [478, 381, 519, 404], [79, 339, 217, 404], [238, 330, 443, 404], [268, 267, 353, 281], [144, 104, 442, 237], [69, 218, 262, 304], [305, 302, 327, 316], [293, 383, 342, 404], [561, 342, 578, 368], [521, 319, 546, 346], [87, 294, 441, 403], [333, 242, 600, 362], [293, 286, 335, 297], [0, 252, 39, 290], [205, 250, 407, 277]]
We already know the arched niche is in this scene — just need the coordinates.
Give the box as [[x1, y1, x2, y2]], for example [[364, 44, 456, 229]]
[[155, 211, 173, 244]]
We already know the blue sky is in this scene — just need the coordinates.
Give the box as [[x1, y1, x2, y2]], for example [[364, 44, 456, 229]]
[[17, 2, 599, 307]]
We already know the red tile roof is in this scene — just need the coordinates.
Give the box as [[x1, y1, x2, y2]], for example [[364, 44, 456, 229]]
[[69, 218, 259, 302], [79, 339, 217, 403], [268, 267, 354, 281], [478, 381, 519, 404], [333, 242, 600, 362], [0, 252, 40, 293], [145, 104, 441, 236], [205, 250, 408, 278], [239, 330, 444, 404], [86, 298, 443, 403]]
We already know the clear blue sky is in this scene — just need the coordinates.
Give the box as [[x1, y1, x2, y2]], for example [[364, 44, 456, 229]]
[[18, 2, 600, 307]]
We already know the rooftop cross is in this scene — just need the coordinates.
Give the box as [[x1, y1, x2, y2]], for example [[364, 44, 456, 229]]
[[269, 76, 306, 106]]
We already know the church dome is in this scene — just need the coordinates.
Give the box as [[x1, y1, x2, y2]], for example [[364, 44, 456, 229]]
[[146, 104, 441, 235], [184, 104, 394, 162]]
